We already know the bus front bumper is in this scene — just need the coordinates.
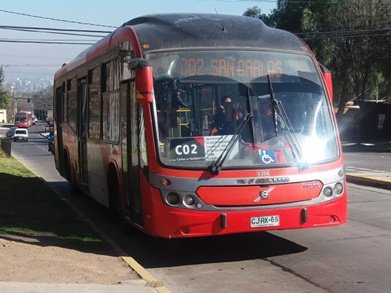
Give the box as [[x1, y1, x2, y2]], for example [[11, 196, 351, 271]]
[[142, 193, 347, 238]]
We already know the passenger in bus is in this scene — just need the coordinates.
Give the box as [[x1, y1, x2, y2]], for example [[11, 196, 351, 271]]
[[209, 97, 235, 135], [234, 102, 244, 121], [171, 88, 188, 109]]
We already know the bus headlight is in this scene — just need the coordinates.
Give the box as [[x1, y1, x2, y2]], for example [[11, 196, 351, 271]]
[[184, 194, 196, 206], [333, 182, 344, 195], [166, 192, 180, 205], [323, 186, 333, 197]]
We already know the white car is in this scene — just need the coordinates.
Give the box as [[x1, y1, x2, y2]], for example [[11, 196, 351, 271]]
[[13, 128, 29, 142]]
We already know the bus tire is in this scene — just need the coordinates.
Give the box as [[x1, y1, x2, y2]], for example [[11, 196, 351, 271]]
[[64, 153, 80, 195], [108, 167, 122, 219]]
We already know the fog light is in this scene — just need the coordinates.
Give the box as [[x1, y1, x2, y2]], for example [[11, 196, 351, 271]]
[[333, 182, 344, 195], [323, 187, 333, 197], [166, 192, 180, 205], [184, 194, 195, 206]]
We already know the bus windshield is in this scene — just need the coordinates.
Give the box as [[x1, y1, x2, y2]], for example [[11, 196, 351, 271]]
[[147, 50, 338, 170]]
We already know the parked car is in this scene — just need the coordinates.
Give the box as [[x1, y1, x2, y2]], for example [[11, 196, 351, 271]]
[[6, 127, 17, 138], [13, 128, 29, 142]]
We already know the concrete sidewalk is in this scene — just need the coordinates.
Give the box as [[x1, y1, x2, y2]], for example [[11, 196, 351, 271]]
[[0, 281, 157, 293], [346, 170, 391, 189]]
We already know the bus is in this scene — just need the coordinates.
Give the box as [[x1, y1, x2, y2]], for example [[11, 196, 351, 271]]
[[14, 111, 33, 128], [53, 14, 347, 238]]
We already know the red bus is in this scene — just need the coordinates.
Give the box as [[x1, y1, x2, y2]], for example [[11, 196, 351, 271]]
[[53, 14, 347, 238], [14, 111, 33, 128]]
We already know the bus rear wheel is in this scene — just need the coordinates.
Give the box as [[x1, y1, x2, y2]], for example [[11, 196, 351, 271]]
[[108, 171, 122, 219], [64, 155, 80, 195]]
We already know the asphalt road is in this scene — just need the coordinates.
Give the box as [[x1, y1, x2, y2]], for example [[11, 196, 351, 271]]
[[5, 123, 391, 293], [344, 151, 391, 174]]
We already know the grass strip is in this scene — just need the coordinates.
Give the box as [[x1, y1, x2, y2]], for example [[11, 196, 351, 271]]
[[0, 150, 109, 253]]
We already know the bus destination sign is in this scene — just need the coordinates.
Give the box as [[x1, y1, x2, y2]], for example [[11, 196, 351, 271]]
[[180, 57, 282, 79]]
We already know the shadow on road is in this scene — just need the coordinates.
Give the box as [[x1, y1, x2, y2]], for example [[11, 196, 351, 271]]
[[135, 232, 307, 269]]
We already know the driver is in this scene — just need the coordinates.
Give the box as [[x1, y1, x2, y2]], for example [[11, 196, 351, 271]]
[[210, 97, 235, 135]]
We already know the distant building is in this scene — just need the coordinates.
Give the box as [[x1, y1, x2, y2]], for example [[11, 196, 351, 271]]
[[0, 109, 7, 123]]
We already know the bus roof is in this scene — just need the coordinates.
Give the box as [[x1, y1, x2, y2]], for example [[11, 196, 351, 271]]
[[125, 14, 306, 53], [55, 14, 308, 80]]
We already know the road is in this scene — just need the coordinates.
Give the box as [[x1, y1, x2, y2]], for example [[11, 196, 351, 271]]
[[5, 123, 391, 293], [344, 151, 391, 175]]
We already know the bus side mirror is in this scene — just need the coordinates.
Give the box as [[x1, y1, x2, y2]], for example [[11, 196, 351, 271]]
[[135, 66, 154, 104], [125, 57, 154, 104], [320, 64, 333, 103]]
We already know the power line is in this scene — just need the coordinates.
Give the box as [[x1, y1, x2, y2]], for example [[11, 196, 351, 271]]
[[0, 25, 111, 34], [0, 8, 117, 28], [0, 39, 93, 45], [296, 25, 391, 40], [298, 27, 391, 36], [2, 64, 60, 67], [229, 0, 391, 4], [201, 0, 338, 3], [4, 28, 105, 38], [302, 31, 391, 40], [0, 25, 110, 38]]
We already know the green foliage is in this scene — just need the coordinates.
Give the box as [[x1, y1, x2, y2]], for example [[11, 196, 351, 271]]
[[243, 6, 274, 26], [0, 66, 10, 109], [0, 152, 107, 252], [0, 91, 9, 109], [244, 0, 391, 111], [243, 6, 261, 18]]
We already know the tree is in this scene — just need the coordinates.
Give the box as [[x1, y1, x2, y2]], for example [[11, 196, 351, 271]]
[[243, 6, 261, 18], [243, 6, 274, 26], [0, 66, 10, 109], [32, 86, 53, 119], [245, 0, 391, 119], [320, 0, 391, 118]]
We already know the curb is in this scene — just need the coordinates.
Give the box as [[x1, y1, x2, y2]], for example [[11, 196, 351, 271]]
[[346, 174, 391, 190], [122, 257, 171, 293]]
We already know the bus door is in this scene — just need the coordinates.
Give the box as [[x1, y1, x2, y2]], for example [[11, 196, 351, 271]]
[[78, 78, 88, 185], [120, 80, 142, 224], [54, 86, 64, 171]]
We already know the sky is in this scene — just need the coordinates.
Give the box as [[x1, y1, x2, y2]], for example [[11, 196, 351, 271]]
[[0, 0, 276, 84]]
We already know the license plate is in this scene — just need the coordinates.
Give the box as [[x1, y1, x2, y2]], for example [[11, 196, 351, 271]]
[[250, 215, 280, 228]]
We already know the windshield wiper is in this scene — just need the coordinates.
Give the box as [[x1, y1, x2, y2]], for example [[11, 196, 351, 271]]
[[267, 75, 308, 170], [209, 112, 253, 175]]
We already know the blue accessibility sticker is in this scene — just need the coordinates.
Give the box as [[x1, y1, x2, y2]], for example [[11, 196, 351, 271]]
[[259, 149, 276, 164]]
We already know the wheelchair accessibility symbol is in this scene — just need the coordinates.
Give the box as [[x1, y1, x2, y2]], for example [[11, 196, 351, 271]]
[[259, 150, 276, 164]]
